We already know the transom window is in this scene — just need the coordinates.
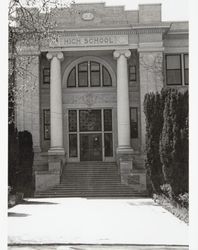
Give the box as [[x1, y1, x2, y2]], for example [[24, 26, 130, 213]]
[[67, 61, 112, 88]]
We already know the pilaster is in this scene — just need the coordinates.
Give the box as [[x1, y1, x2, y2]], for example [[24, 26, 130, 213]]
[[138, 46, 164, 152]]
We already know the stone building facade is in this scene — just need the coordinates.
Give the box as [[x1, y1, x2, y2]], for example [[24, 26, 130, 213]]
[[15, 3, 189, 195]]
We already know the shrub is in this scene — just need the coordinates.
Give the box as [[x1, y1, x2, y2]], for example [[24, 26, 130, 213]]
[[144, 88, 188, 196], [144, 92, 164, 193], [17, 131, 34, 196], [177, 193, 189, 209], [8, 123, 19, 192], [159, 89, 188, 195], [160, 183, 173, 200], [8, 128, 34, 197]]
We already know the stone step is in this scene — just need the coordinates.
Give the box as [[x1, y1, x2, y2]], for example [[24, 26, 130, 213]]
[[34, 161, 147, 198], [34, 193, 147, 198]]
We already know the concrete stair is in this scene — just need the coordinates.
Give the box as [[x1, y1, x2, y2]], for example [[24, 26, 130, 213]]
[[34, 162, 148, 198]]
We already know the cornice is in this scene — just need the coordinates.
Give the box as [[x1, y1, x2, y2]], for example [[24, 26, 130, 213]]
[[51, 24, 171, 35]]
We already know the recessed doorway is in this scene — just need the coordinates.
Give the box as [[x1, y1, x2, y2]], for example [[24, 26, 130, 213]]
[[68, 109, 113, 161]]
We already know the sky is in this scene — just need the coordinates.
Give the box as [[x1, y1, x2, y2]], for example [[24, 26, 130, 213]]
[[75, 0, 189, 21]]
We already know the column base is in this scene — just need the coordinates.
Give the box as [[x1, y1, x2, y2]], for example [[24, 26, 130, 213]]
[[35, 148, 66, 192], [116, 146, 133, 186], [48, 148, 66, 171], [48, 147, 65, 155], [116, 146, 134, 155]]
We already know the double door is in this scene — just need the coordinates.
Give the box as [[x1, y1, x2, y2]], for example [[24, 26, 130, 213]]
[[68, 109, 113, 161]]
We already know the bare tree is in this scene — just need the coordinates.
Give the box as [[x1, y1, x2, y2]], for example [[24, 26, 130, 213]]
[[8, 0, 74, 123]]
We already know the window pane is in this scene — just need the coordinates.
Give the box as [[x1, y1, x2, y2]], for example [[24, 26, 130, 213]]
[[167, 70, 182, 85], [104, 133, 113, 157], [44, 125, 50, 140], [79, 110, 101, 131], [184, 54, 188, 69], [67, 67, 76, 87], [43, 68, 50, 76], [129, 66, 136, 74], [78, 72, 88, 87], [104, 109, 112, 131], [44, 76, 50, 83], [69, 110, 77, 132], [90, 62, 100, 87], [69, 134, 78, 157], [129, 66, 136, 81], [91, 72, 100, 86], [79, 62, 88, 71], [166, 55, 181, 69], [184, 69, 189, 85], [184, 54, 189, 85], [78, 62, 88, 87], [103, 66, 112, 86], [91, 62, 100, 71], [130, 108, 138, 139], [44, 109, 50, 124]]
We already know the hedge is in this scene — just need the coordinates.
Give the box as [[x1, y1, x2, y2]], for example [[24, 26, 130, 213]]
[[8, 125, 34, 196], [144, 88, 188, 197]]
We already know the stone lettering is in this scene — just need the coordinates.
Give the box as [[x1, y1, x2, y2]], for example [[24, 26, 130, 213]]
[[49, 35, 128, 47]]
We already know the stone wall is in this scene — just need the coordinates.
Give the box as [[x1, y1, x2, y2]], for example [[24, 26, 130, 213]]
[[16, 54, 41, 153]]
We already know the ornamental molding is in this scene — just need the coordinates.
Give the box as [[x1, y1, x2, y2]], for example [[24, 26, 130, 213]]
[[63, 92, 117, 106], [81, 12, 95, 21]]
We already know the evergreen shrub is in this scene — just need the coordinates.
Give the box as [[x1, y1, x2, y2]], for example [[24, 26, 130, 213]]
[[144, 92, 164, 193], [144, 88, 188, 197], [8, 128, 34, 196]]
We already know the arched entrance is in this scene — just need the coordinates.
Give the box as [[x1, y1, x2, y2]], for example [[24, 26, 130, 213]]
[[63, 56, 116, 162]]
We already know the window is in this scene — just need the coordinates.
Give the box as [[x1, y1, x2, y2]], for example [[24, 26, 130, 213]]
[[69, 110, 77, 132], [103, 109, 113, 157], [104, 133, 113, 157], [68, 110, 78, 157], [43, 68, 50, 84], [104, 109, 112, 131], [43, 109, 50, 140], [165, 54, 188, 86], [129, 65, 136, 81], [130, 108, 138, 139], [69, 134, 78, 157], [79, 110, 102, 132], [184, 54, 188, 85], [166, 55, 182, 85], [67, 61, 112, 87]]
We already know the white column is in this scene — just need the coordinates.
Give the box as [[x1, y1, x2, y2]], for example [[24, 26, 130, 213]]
[[113, 49, 132, 152], [46, 52, 64, 153]]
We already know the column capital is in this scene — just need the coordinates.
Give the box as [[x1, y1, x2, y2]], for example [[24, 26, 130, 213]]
[[113, 49, 131, 60], [46, 52, 64, 61]]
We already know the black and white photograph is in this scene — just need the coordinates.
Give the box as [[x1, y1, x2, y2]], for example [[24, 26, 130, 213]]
[[1, 0, 196, 249]]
